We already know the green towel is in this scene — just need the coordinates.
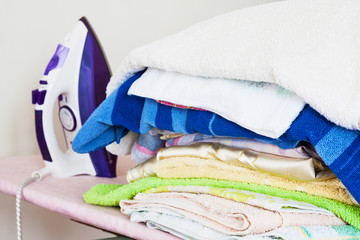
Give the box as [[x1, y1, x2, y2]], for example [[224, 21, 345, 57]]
[[83, 177, 360, 229]]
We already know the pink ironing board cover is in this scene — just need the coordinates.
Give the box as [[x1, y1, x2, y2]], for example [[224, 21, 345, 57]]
[[0, 155, 179, 240]]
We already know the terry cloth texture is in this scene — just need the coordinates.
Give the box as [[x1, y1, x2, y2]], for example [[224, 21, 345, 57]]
[[144, 185, 339, 215], [105, 130, 139, 156], [107, 0, 360, 132], [72, 72, 360, 205], [129, 209, 243, 240], [82, 177, 360, 229], [130, 211, 360, 240], [127, 156, 353, 204], [144, 186, 334, 215], [128, 68, 305, 138], [154, 143, 334, 182], [120, 192, 345, 235], [127, 144, 334, 183], [131, 129, 165, 164], [259, 225, 360, 240]]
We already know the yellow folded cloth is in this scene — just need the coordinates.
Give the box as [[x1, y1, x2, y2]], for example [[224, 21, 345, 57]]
[[157, 143, 334, 181], [127, 143, 334, 182], [153, 156, 357, 205]]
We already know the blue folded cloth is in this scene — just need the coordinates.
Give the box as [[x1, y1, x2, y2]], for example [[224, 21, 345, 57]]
[[73, 71, 360, 204]]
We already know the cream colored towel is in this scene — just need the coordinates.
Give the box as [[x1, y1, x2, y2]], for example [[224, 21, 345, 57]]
[[127, 143, 334, 182], [156, 143, 334, 182], [120, 192, 345, 235], [154, 156, 357, 205], [128, 68, 305, 138], [144, 185, 338, 216], [127, 155, 356, 205], [108, 0, 360, 130]]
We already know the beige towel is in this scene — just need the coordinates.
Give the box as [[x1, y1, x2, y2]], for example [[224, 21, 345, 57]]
[[120, 192, 345, 235], [152, 156, 357, 205], [157, 143, 334, 181], [127, 143, 335, 182]]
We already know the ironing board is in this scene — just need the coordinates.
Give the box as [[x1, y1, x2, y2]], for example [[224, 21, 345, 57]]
[[0, 155, 179, 240]]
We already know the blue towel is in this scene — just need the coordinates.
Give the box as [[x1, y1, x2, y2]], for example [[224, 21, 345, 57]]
[[73, 71, 360, 204]]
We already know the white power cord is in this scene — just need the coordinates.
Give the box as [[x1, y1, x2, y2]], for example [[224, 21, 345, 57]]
[[16, 168, 50, 240]]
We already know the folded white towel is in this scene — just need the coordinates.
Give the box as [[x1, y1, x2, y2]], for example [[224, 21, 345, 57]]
[[107, 0, 360, 130], [128, 68, 305, 138]]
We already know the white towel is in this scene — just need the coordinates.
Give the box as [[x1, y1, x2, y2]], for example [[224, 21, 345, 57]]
[[128, 68, 305, 138], [107, 0, 360, 131], [129, 209, 242, 240], [130, 211, 357, 240]]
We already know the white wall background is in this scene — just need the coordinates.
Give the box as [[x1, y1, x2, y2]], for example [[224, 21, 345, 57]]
[[0, 0, 279, 239]]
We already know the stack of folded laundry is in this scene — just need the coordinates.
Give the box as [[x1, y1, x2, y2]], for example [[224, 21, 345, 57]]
[[73, 0, 360, 239]]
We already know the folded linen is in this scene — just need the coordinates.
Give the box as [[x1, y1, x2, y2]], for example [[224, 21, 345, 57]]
[[156, 143, 333, 181], [106, 130, 139, 156], [127, 156, 352, 204], [129, 68, 305, 138], [131, 129, 165, 164], [120, 192, 345, 235], [142, 186, 355, 238], [72, 72, 360, 205], [260, 225, 360, 240], [145, 186, 337, 216], [107, 0, 360, 132], [127, 144, 333, 182], [130, 131, 318, 164], [129, 209, 240, 240], [131, 211, 360, 240], [83, 177, 360, 229], [163, 133, 320, 160]]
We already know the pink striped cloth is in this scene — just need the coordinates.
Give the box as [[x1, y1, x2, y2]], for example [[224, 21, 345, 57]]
[[131, 131, 319, 164]]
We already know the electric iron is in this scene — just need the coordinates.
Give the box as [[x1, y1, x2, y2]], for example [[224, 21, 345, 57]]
[[32, 17, 117, 178]]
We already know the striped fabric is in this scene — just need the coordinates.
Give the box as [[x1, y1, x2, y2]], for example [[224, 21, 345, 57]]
[[73, 71, 360, 204]]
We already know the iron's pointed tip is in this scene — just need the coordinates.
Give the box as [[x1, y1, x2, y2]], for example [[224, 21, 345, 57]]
[[78, 17, 93, 36], [79, 16, 89, 25]]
